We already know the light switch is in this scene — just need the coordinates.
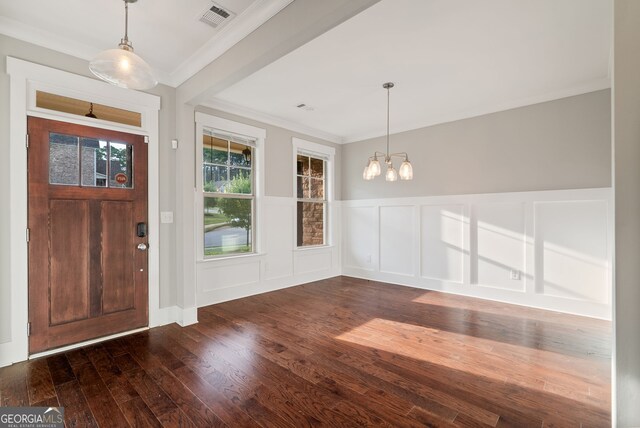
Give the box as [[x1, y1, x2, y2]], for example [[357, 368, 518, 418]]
[[160, 211, 174, 224]]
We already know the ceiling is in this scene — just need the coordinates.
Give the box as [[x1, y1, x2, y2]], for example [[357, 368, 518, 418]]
[[0, 0, 611, 144], [0, 0, 293, 87], [210, 0, 612, 143]]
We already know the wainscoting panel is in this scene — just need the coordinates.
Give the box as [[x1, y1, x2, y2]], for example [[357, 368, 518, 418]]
[[342, 188, 612, 319], [420, 204, 465, 283], [199, 258, 261, 292], [344, 206, 377, 271], [295, 248, 333, 275], [379, 206, 415, 277], [475, 202, 526, 291], [534, 200, 610, 304]]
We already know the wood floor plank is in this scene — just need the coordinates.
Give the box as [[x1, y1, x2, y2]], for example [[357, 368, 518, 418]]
[[54, 380, 98, 427], [0, 362, 29, 407], [147, 365, 227, 427], [26, 358, 56, 404], [81, 382, 130, 427], [46, 354, 75, 386], [119, 396, 162, 428], [125, 369, 178, 418], [0, 276, 610, 427]]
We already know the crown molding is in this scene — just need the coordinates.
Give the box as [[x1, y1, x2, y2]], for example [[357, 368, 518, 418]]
[[342, 78, 612, 144], [0, 16, 97, 62], [201, 98, 344, 145], [167, 0, 294, 87]]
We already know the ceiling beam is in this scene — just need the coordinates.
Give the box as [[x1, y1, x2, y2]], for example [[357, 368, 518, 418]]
[[177, 0, 381, 106]]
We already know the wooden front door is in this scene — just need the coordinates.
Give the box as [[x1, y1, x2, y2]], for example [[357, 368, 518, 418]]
[[28, 117, 148, 354]]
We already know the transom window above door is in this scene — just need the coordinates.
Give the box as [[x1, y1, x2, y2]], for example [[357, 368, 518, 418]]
[[48, 132, 134, 189]]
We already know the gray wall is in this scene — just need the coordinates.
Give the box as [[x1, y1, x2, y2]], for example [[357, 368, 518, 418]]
[[614, 0, 640, 425], [0, 35, 178, 344], [195, 106, 342, 199], [342, 90, 612, 200]]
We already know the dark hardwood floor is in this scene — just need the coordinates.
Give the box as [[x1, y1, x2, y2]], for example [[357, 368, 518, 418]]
[[0, 276, 611, 427]]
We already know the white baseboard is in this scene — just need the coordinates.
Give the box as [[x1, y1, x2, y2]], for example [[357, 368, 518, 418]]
[[176, 307, 198, 326], [197, 267, 340, 308], [0, 340, 23, 368], [156, 305, 199, 327]]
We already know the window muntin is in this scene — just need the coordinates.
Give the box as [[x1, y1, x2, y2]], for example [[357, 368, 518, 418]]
[[202, 129, 255, 257], [296, 154, 326, 247]]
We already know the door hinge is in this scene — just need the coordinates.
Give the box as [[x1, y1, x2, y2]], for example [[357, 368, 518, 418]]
[[26, 228, 30, 243], [27, 322, 31, 336], [144, 135, 149, 144], [25, 134, 29, 148]]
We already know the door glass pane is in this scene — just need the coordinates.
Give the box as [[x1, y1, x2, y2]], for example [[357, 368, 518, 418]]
[[81, 138, 108, 187], [204, 197, 253, 256], [109, 142, 133, 188], [297, 201, 325, 246], [49, 133, 79, 185]]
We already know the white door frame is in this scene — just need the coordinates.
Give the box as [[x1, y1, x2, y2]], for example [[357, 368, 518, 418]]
[[1, 57, 161, 365]]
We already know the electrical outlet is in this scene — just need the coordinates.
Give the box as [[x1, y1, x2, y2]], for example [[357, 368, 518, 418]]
[[510, 269, 521, 280]]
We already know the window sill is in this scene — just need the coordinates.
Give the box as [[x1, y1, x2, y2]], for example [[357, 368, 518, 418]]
[[294, 245, 334, 252], [198, 252, 265, 264]]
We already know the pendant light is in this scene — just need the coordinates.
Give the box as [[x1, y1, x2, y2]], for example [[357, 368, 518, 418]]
[[89, 0, 157, 90], [363, 82, 413, 181]]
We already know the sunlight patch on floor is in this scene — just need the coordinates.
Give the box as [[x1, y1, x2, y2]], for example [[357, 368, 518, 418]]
[[334, 317, 608, 406]]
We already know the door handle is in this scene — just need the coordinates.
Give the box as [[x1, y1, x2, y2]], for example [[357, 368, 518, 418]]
[[137, 243, 148, 251]]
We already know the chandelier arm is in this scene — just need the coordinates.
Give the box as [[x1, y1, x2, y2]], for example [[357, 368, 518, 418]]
[[388, 152, 409, 159]]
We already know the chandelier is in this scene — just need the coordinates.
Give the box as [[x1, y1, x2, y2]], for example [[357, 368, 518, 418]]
[[363, 82, 413, 181], [89, 0, 157, 90]]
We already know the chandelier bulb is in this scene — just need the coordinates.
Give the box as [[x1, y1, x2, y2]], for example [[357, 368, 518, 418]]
[[385, 164, 398, 182]]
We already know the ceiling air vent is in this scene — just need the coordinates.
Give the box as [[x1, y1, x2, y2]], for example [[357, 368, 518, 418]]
[[200, 2, 236, 28]]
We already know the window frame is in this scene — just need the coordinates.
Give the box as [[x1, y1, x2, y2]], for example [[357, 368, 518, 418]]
[[292, 137, 335, 250], [195, 113, 265, 261]]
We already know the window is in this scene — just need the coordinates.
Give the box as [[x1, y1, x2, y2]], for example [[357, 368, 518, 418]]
[[294, 138, 334, 247], [202, 129, 255, 257], [48, 132, 133, 188]]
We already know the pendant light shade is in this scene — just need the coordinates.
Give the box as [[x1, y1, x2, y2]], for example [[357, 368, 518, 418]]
[[399, 159, 413, 180], [368, 158, 381, 176], [362, 82, 413, 182], [89, 0, 157, 90], [90, 47, 156, 90]]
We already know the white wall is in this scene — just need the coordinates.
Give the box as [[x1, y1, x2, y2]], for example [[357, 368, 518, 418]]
[[342, 188, 612, 319], [614, 0, 640, 424]]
